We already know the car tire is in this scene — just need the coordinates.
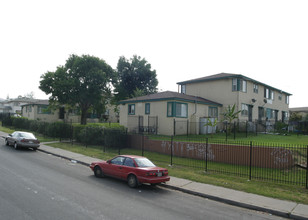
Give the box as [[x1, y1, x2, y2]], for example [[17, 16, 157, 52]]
[[94, 166, 104, 178], [14, 142, 19, 150], [5, 139, 9, 146], [127, 174, 138, 188]]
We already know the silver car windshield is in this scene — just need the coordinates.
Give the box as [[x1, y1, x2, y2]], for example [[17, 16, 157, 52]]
[[134, 158, 155, 167]]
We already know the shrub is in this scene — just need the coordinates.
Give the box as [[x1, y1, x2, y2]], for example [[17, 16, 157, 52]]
[[104, 128, 127, 148], [47, 122, 72, 139], [12, 117, 30, 130]]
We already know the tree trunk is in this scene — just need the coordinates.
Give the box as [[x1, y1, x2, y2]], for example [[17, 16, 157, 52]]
[[81, 109, 88, 125]]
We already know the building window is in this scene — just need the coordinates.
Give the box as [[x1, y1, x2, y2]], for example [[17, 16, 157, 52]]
[[128, 104, 135, 115], [285, 95, 289, 104], [264, 88, 274, 100], [253, 84, 259, 93], [145, 103, 150, 114], [38, 106, 51, 114], [232, 78, 247, 92], [167, 102, 188, 118], [208, 107, 218, 118], [282, 111, 289, 122], [241, 104, 249, 116], [266, 108, 277, 119], [232, 79, 237, 91], [181, 85, 186, 94]]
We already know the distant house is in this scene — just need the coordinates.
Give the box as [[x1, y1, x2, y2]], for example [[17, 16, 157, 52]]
[[289, 107, 308, 119], [177, 73, 291, 123], [0, 98, 37, 115], [21, 100, 118, 123], [119, 91, 222, 136]]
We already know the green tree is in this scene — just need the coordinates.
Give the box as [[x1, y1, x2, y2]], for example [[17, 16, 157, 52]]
[[39, 54, 114, 125], [114, 55, 158, 102], [289, 112, 302, 122]]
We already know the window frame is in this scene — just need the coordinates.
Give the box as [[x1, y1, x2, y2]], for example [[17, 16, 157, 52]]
[[181, 85, 186, 94], [241, 103, 249, 116], [208, 107, 218, 118], [232, 78, 247, 92], [253, 84, 259, 93], [128, 104, 135, 115], [167, 102, 188, 118], [145, 103, 150, 115]]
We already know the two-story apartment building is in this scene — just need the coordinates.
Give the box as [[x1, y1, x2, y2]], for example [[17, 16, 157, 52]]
[[177, 73, 291, 123]]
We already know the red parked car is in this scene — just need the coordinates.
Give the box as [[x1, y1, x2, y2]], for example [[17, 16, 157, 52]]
[[90, 155, 170, 188]]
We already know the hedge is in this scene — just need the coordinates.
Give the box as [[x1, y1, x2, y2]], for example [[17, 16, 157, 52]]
[[1, 116, 126, 147]]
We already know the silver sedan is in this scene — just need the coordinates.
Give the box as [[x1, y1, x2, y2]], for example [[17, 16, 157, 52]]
[[5, 131, 40, 151]]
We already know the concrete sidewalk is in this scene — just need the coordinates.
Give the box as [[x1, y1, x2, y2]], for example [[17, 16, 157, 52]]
[[0, 131, 307, 219]]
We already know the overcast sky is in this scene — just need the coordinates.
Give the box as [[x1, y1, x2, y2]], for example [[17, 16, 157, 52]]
[[1, 0, 307, 107]]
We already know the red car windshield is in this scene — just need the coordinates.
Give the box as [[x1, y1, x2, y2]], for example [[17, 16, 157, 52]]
[[134, 158, 156, 167]]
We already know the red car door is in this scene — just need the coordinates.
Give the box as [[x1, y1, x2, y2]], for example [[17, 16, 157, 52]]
[[104, 156, 125, 178], [118, 157, 136, 179]]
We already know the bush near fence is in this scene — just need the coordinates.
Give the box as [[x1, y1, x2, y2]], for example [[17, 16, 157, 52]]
[[1, 116, 126, 148]]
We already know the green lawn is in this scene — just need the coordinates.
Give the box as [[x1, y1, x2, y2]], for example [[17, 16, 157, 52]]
[[151, 132, 308, 145]]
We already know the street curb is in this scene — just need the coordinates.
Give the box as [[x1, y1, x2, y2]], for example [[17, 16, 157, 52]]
[[160, 184, 295, 219], [37, 148, 91, 167]]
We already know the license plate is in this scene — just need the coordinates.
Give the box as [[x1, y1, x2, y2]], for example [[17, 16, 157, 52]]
[[157, 172, 162, 177], [29, 141, 33, 144]]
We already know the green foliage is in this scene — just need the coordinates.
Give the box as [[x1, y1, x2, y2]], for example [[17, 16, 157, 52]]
[[47, 122, 72, 138], [222, 104, 242, 123], [274, 121, 288, 134], [114, 55, 158, 102], [289, 112, 302, 122], [39, 54, 115, 125], [104, 128, 127, 148]]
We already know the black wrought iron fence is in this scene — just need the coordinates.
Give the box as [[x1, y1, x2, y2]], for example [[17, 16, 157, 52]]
[[128, 134, 308, 188]]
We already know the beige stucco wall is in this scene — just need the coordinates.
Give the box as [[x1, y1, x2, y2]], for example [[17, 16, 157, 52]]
[[185, 78, 289, 122], [119, 100, 221, 136]]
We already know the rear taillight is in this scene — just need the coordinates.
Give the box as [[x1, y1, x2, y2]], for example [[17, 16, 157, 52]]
[[21, 139, 28, 143], [146, 171, 157, 176]]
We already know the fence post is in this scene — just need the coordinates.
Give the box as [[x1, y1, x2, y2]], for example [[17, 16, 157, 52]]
[[246, 121, 248, 138], [170, 136, 173, 166], [225, 122, 228, 142], [233, 121, 236, 140], [306, 145, 308, 189], [249, 141, 252, 181], [187, 119, 189, 136], [205, 138, 208, 172], [142, 133, 144, 156], [173, 119, 176, 136]]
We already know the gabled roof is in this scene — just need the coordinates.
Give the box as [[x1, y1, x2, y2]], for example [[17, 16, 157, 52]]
[[21, 99, 49, 106], [289, 107, 308, 112], [177, 73, 292, 95], [118, 91, 222, 106]]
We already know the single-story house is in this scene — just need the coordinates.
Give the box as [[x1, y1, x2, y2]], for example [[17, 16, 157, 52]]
[[118, 91, 222, 136]]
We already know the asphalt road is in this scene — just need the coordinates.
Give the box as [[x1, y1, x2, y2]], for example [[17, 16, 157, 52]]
[[0, 139, 286, 220]]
